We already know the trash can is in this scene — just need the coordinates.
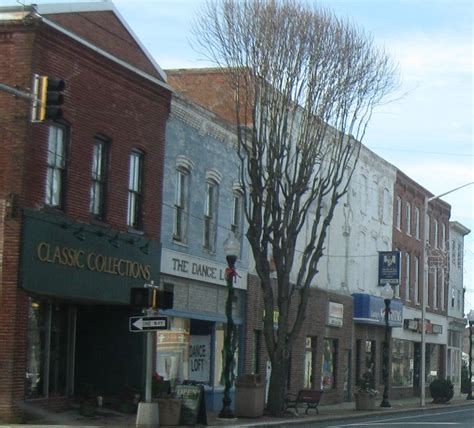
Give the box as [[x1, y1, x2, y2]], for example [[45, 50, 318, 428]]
[[235, 374, 265, 417]]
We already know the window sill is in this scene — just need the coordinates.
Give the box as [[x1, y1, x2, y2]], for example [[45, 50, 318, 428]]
[[172, 239, 188, 248], [128, 228, 144, 236]]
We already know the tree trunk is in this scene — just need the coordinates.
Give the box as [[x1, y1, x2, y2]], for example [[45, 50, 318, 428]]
[[266, 354, 290, 416]]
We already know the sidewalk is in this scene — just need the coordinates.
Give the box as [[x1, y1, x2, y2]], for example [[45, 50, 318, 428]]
[[5, 395, 473, 427]]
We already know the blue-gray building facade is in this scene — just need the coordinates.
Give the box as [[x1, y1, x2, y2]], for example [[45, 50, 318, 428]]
[[158, 93, 249, 411]]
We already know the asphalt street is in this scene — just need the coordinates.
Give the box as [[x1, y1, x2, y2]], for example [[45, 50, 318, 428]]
[[290, 404, 474, 428]]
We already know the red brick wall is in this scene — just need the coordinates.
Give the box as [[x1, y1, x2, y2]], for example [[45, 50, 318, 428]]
[[0, 20, 170, 420], [243, 274, 353, 404], [393, 170, 450, 315]]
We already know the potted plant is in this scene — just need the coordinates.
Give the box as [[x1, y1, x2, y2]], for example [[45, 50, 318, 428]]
[[354, 372, 378, 410]]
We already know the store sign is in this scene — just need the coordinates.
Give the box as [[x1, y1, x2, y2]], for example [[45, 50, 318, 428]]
[[353, 293, 403, 327], [161, 249, 247, 290], [188, 335, 211, 383], [327, 302, 344, 327], [378, 251, 401, 286], [20, 210, 161, 304]]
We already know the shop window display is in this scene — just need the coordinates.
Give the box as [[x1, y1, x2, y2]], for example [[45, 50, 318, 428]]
[[25, 298, 70, 398], [156, 318, 239, 390], [391, 339, 414, 387], [321, 338, 337, 390]]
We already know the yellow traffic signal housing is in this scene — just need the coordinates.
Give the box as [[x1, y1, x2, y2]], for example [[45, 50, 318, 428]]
[[32, 74, 65, 122]]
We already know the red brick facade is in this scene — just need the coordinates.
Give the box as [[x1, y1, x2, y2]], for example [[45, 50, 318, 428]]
[[244, 274, 354, 404], [393, 170, 450, 315], [0, 9, 170, 420]]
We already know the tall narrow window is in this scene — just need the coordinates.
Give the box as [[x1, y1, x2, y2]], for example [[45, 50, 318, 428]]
[[396, 196, 402, 230], [440, 269, 445, 310], [433, 269, 438, 309], [321, 338, 337, 390], [426, 215, 431, 245], [231, 192, 243, 238], [451, 239, 456, 265], [434, 220, 439, 248], [383, 188, 391, 225], [441, 223, 446, 250], [174, 169, 189, 242], [415, 207, 420, 239], [203, 180, 218, 251], [457, 242, 462, 268], [127, 151, 143, 229], [405, 202, 411, 235], [90, 137, 108, 218], [405, 252, 411, 301], [414, 256, 419, 303], [45, 125, 66, 207]]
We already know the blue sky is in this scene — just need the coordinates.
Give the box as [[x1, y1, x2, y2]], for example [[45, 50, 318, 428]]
[[3, 0, 473, 309]]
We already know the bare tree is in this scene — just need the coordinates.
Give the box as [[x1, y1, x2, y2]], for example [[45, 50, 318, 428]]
[[194, 0, 398, 414]]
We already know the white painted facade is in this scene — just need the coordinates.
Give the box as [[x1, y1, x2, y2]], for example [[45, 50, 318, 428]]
[[301, 144, 397, 296]]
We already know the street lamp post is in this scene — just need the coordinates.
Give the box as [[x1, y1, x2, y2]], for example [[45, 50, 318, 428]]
[[219, 233, 240, 419], [467, 310, 474, 400], [380, 283, 394, 408]]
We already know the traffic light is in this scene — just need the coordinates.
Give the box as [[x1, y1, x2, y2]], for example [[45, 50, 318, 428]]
[[32, 74, 65, 122], [130, 287, 152, 309], [129, 288, 173, 310], [156, 290, 173, 310]]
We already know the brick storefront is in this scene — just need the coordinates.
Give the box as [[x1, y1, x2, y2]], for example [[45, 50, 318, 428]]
[[0, 4, 171, 420], [244, 274, 353, 404]]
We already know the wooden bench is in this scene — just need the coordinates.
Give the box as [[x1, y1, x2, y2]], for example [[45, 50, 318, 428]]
[[285, 389, 323, 415]]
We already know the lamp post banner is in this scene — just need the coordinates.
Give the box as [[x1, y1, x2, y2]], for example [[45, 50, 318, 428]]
[[378, 251, 401, 286]]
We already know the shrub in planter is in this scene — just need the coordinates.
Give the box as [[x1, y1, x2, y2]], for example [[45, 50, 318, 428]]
[[429, 379, 454, 403]]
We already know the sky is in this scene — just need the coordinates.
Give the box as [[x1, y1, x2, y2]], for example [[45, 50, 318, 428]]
[[2, 0, 473, 309]]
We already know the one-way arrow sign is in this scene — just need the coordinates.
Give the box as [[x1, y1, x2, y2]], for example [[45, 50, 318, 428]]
[[129, 316, 169, 332]]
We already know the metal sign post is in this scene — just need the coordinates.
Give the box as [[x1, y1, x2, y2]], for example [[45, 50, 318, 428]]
[[135, 280, 163, 427]]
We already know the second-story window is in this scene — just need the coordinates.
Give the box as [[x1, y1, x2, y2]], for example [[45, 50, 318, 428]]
[[441, 223, 446, 250], [173, 169, 189, 242], [405, 252, 411, 301], [90, 137, 108, 219], [231, 192, 243, 238], [203, 180, 218, 251], [45, 125, 67, 208], [127, 150, 143, 229], [414, 256, 419, 303], [396, 196, 402, 230], [415, 207, 420, 240], [434, 219, 439, 248], [405, 202, 411, 235]]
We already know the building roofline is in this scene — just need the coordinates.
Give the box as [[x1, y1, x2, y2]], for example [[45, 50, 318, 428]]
[[0, 2, 168, 85], [449, 221, 471, 236]]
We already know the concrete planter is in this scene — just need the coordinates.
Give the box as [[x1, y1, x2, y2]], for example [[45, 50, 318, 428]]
[[354, 392, 376, 410]]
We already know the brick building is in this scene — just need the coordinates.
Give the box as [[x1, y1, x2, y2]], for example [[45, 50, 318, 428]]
[[391, 170, 451, 399], [0, 3, 171, 419]]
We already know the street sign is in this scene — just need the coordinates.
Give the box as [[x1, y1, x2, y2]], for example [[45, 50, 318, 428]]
[[129, 316, 168, 332]]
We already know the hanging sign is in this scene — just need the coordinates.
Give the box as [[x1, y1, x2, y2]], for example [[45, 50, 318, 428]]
[[378, 251, 401, 286]]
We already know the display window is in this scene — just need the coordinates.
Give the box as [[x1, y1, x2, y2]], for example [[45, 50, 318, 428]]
[[321, 338, 337, 390], [25, 298, 73, 399], [391, 339, 414, 387], [156, 317, 239, 390]]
